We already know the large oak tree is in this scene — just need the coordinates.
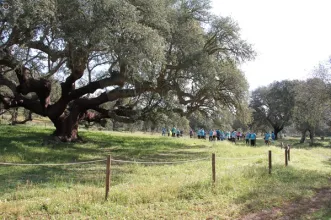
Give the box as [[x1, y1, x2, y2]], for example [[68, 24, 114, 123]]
[[0, 0, 255, 142], [250, 80, 298, 139], [293, 78, 331, 145]]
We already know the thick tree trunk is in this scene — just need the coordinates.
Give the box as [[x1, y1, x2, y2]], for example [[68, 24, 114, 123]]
[[309, 129, 315, 146], [274, 128, 282, 140], [50, 108, 85, 142], [52, 117, 80, 142], [300, 130, 307, 144], [150, 122, 157, 134]]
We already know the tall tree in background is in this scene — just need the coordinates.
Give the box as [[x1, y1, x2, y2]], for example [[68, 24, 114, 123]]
[[189, 109, 232, 131], [0, 0, 255, 142], [250, 80, 298, 139], [293, 78, 331, 145]]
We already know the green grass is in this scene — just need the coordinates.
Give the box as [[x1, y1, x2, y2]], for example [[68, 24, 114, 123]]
[[0, 125, 331, 219], [308, 208, 331, 220]]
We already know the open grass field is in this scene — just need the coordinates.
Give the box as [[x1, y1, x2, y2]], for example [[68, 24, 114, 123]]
[[0, 125, 331, 219]]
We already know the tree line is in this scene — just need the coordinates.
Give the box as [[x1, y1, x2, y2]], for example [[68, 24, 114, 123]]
[[249, 61, 331, 145], [1, 0, 330, 146]]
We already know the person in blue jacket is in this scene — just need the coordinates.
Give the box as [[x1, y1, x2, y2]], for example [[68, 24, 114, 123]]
[[245, 132, 251, 145], [216, 129, 221, 141], [264, 131, 270, 145], [231, 130, 237, 143], [201, 129, 206, 139], [197, 129, 201, 139], [209, 129, 213, 141], [250, 132, 257, 146], [220, 130, 225, 141]]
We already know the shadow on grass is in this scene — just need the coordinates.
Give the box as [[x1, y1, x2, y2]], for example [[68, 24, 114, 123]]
[[235, 165, 331, 218], [0, 125, 210, 162], [0, 125, 211, 195], [0, 162, 137, 196]]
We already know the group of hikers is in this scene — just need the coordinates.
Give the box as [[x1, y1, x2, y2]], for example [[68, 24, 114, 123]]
[[162, 127, 183, 137], [162, 127, 277, 146], [194, 129, 258, 146]]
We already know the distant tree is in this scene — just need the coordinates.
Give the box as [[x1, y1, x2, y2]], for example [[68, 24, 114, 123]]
[[188, 107, 238, 131], [213, 109, 237, 131], [250, 80, 298, 139], [232, 119, 248, 132], [293, 78, 331, 145], [249, 109, 272, 134]]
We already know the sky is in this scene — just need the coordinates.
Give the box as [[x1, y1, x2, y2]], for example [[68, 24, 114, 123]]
[[211, 0, 331, 90]]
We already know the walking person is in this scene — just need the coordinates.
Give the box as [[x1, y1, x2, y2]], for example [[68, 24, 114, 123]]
[[201, 128, 206, 139], [216, 129, 221, 141], [237, 131, 241, 141], [209, 129, 213, 141], [245, 132, 250, 145], [264, 131, 270, 146], [213, 129, 217, 141], [231, 130, 237, 144], [250, 132, 257, 146], [172, 127, 176, 137], [220, 130, 225, 141]]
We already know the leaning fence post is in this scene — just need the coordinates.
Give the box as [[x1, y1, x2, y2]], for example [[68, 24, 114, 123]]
[[268, 150, 272, 174], [212, 153, 216, 185], [105, 155, 111, 200], [285, 149, 288, 166]]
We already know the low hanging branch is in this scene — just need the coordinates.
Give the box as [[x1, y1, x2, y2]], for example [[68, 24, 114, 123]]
[[0, 0, 255, 142], [11, 110, 33, 125]]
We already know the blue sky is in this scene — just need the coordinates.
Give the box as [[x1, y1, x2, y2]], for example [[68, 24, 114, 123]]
[[212, 0, 331, 90]]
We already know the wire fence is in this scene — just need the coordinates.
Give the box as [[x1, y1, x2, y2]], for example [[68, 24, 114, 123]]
[[0, 149, 298, 200], [0, 154, 269, 166], [0, 159, 107, 166], [0, 151, 291, 168]]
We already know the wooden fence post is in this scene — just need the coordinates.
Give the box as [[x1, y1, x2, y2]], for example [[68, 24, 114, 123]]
[[285, 149, 288, 166], [287, 146, 290, 161], [105, 155, 111, 200], [212, 153, 216, 185], [268, 150, 272, 174]]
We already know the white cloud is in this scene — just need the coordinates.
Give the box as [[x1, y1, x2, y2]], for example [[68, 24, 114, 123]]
[[211, 0, 331, 90]]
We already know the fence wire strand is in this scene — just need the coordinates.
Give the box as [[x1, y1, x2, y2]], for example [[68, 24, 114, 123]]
[[215, 154, 265, 160], [0, 159, 106, 166], [0, 151, 276, 166], [110, 157, 210, 164]]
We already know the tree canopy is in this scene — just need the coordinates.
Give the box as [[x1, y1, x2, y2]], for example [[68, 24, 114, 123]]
[[0, 0, 255, 141], [293, 78, 331, 144], [250, 80, 298, 139]]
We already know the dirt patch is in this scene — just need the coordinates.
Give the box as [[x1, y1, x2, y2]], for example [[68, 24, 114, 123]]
[[238, 187, 331, 220]]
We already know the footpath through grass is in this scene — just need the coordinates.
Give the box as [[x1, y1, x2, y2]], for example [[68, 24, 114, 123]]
[[0, 125, 331, 219]]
